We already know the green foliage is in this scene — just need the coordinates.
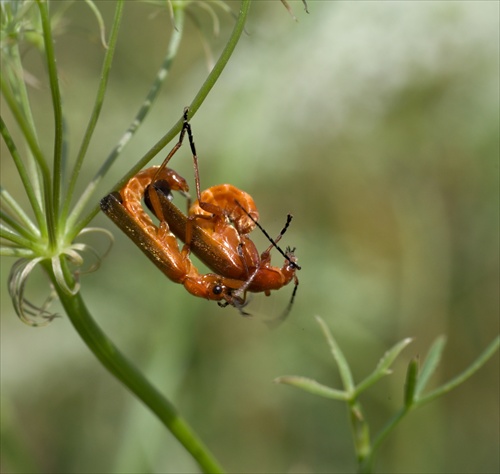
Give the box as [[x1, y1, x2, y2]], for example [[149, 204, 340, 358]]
[[276, 317, 499, 473], [1, 1, 498, 473], [1, 0, 251, 471]]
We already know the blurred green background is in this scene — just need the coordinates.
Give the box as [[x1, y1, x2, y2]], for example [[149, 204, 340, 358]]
[[1, 1, 499, 472]]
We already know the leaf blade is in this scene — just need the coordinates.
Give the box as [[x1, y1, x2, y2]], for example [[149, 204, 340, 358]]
[[274, 376, 349, 401]]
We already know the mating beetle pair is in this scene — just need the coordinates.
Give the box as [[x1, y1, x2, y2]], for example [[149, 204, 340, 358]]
[[100, 109, 300, 319]]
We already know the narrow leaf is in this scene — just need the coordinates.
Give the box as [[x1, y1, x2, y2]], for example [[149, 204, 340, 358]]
[[0, 224, 35, 249], [1, 209, 37, 241], [0, 187, 40, 237], [274, 376, 349, 401], [0, 244, 36, 258], [355, 337, 413, 395], [84, 0, 108, 49], [0, 120, 46, 235], [315, 316, 355, 393], [415, 335, 446, 397], [418, 336, 500, 406], [67, 3, 184, 237], [61, 0, 124, 228]]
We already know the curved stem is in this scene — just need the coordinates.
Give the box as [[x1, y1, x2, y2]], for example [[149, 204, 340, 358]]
[[125, 0, 252, 189], [45, 260, 225, 473], [74, 0, 252, 235], [187, 0, 251, 118]]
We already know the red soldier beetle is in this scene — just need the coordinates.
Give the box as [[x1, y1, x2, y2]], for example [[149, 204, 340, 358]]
[[100, 167, 246, 307], [101, 108, 300, 317]]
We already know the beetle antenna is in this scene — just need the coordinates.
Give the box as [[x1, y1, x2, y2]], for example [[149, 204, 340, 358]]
[[281, 275, 299, 319], [235, 200, 301, 270], [264, 275, 299, 329]]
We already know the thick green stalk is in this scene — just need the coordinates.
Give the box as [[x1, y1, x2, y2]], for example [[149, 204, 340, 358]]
[[45, 260, 225, 473]]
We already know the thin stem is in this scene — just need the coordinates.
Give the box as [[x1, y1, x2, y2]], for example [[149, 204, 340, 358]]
[[67, 3, 185, 240], [2, 80, 55, 243], [0, 246, 36, 258], [1, 210, 38, 241], [60, 0, 124, 228], [0, 225, 37, 250], [72, 0, 252, 235], [44, 260, 225, 474], [36, 0, 63, 230], [1, 23, 55, 245], [1, 79, 52, 239], [417, 335, 500, 406], [0, 78, 47, 175], [4, 33, 40, 141], [0, 187, 39, 237], [2, 37, 45, 206], [187, 0, 251, 118], [0, 118, 45, 236], [363, 336, 500, 472], [84, 0, 109, 49], [362, 407, 409, 473]]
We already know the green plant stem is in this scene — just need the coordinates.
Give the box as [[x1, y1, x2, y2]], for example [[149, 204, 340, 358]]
[[1, 78, 52, 239], [348, 400, 371, 467], [3, 32, 46, 209], [68, 2, 185, 239], [419, 335, 500, 405], [36, 0, 64, 228], [0, 227, 36, 250], [0, 118, 45, 236], [1, 211, 35, 241], [61, 0, 124, 229], [73, 0, 252, 235], [360, 406, 408, 473], [4, 31, 40, 141], [0, 188, 38, 236], [187, 0, 251, 118], [44, 260, 225, 473], [363, 335, 500, 473]]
